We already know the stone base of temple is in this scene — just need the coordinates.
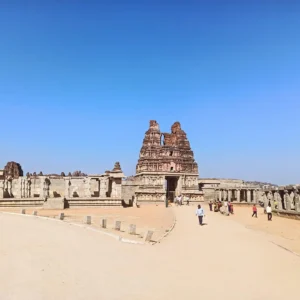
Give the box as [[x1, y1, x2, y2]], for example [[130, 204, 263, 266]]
[[66, 197, 123, 207], [43, 198, 65, 209], [135, 191, 204, 203], [0, 198, 44, 207], [0, 197, 123, 208]]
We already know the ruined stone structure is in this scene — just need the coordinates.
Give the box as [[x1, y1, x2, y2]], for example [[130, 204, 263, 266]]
[[199, 178, 300, 216], [1, 120, 300, 218], [259, 185, 300, 213], [133, 120, 202, 203], [0, 162, 125, 208], [4, 161, 23, 178], [199, 178, 261, 203]]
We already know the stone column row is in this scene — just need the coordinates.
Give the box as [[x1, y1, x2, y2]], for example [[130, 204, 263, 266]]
[[215, 188, 259, 203]]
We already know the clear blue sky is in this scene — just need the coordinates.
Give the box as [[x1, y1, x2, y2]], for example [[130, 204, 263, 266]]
[[0, 1, 299, 185]]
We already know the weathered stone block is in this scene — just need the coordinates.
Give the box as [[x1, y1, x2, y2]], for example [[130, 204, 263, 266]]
[[32, 211, 37, 216], [43, 198, 65, 209], [21, 209, 26, 214], [101, 219, 107, 228], [144, 230, 154, 242], [115, 220, 121, 231], [84, 216, 91, 225], [59, 213, 64, 220], [129, 224, 136, 235]]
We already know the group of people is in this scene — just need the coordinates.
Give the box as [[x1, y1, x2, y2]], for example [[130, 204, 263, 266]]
[[174, 194, 190, 206], [252, 203, 273, 221], [195, 200, 274, 226], [209, 200, 234, 214]]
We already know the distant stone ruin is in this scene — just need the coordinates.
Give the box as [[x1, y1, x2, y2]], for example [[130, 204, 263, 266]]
[[4, 161, 23, 178]]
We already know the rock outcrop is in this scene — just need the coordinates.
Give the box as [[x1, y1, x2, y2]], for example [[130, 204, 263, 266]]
[[4, 162, 23, 178]]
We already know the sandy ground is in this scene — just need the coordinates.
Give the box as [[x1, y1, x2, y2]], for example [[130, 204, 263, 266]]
[[216, 204, 300, 255], [1, 205, 300, 299], [0, 205, 174, 242]]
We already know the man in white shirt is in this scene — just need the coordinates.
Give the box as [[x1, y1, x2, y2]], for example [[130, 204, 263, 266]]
[[266, 205, 272, 221], [195, 205, 205, 225]]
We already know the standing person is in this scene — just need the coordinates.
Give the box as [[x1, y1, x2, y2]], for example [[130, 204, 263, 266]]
[[174, 196, 178, 206], [230, 202, 234, 214], [186, 195, 190, 206], [266, 204, 272, 221], [228, 202, 231, 213], [224, 200, 228, 212], [252, 204, 258, 218], [209, 201, 213, 211], [179, 195, 183, 206], [195, 205, 205, 226]]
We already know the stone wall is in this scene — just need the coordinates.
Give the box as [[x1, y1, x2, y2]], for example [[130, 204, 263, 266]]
[[121, 179, 138, 203], [0, 163, 125, 208]]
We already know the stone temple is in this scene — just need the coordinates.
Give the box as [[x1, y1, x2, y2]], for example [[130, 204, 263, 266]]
[[134, 120, 202, 202], [0, 120, 300, 215]]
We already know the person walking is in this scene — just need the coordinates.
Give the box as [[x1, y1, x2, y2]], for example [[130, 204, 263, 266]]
[[186, 195, 190, 206], [266, 204, 272, 221], [195, 205, 205, 226], [252, 204, 258, 218], [209, 201, 213, 211]]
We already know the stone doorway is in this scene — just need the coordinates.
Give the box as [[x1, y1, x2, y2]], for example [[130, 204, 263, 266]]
[[166, 176, 179, 202]]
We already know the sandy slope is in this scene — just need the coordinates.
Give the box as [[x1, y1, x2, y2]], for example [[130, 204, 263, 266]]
[[1, 206, 300, 300]]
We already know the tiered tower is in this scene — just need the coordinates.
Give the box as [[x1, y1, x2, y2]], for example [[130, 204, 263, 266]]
[[135, 120, 202, 203], [136, 121, 198, 174]]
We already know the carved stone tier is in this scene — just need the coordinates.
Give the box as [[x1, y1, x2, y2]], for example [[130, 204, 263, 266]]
[[134, 121, 202, 203], [4, 161, 23, 179], [136, 120, 198, 174]]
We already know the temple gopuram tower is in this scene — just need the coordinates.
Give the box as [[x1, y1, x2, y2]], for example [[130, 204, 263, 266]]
[[135, 120, 203, 203]]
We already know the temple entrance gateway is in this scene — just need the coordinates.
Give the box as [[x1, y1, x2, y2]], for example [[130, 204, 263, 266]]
[[166, 176, 179, 202]]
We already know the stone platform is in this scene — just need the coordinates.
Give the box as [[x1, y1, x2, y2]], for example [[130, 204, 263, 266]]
[[0, 197, 123, 208]]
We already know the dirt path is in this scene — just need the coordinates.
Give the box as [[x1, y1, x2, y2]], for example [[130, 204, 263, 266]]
[[1, 206, 300, 299], [219, 204, 300, 255]]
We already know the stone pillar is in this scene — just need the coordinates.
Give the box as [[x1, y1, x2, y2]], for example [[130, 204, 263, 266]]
[[15, 178, 22, 198], [275, 191, 282, 210], [111, 179, 117, 198], [236, 189, 240, 202], [40, 179, 45, 198], [253, 190, 257, 203], [64, 179, 71, 198], [27, 180, 31, 198], [111, 179, 122, 198], [0, 180, 4, 198], [25, 180, 28, 198], [263, 193, 268, 207], [99, 178, 108, 198], [84, 178, 91, 198], [45, 179, 50, 198], [8, 180, 13, 197], [294, 189, 300, 212], [177, 176, 182, 195], [246, 190, 251, 202], [284, 191, 291, 210], [218, 190, 222, 201], [228, 190, 232, 202], [21, 179, 24, 198]]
